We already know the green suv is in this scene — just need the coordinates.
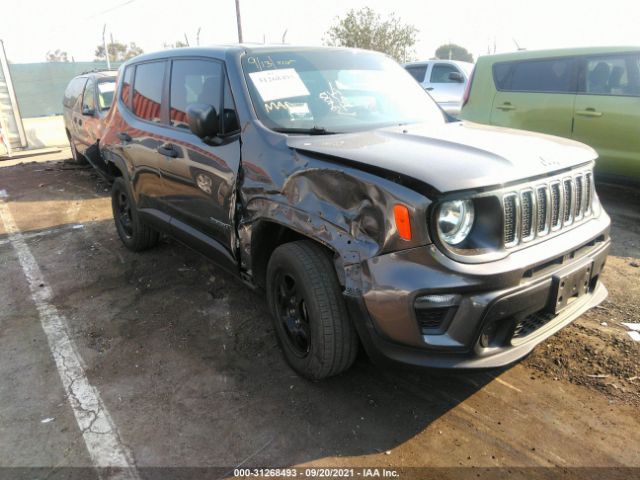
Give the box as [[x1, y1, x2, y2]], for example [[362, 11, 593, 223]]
[[460, 47, 640, 182]]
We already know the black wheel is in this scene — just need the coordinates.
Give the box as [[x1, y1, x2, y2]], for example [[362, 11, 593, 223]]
[[266, 240, 358, 380], [111, 177, 159, 251], [67, 133, 87, 165]]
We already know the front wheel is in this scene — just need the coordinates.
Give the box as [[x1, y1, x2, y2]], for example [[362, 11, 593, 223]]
[[111, 177, 159, 252], [266, 240, 358, 380]]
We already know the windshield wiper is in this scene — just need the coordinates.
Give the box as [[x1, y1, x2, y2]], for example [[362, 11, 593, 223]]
[[272, 126, 337, 135]]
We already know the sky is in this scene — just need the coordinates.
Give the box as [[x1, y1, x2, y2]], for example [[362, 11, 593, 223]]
[[1, 0, 639, 64]]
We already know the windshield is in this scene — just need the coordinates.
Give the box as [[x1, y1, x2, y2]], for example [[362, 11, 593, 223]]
[[242, 49, 446, 133], [97, 79, 116, 111]]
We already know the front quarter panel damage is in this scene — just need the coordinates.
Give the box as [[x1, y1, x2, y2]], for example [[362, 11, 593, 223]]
[[237, 142, 432, 293]]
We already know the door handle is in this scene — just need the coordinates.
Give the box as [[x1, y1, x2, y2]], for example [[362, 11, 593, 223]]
[[77, 118, 83, 126], [425, 87, 434, 91], [496, 102, 516, 111], [575, 108, 602, 117], [157, 142, 178, 158], [117, 132, 132, 142]]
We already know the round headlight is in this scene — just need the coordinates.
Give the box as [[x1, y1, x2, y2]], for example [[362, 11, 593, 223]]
[[437, 200, 475, 246]]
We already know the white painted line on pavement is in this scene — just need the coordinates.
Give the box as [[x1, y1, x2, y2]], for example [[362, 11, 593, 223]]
[[0, 224, 85, 247], [0, 198, 139, 479], [495, 377, 523, 393]]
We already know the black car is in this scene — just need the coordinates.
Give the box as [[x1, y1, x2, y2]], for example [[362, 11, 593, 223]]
[[63, 70, 117, 165], [100, 45, 610, 380]]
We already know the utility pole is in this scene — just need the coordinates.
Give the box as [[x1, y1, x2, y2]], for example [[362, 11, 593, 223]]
[[196, 27, 201, 46], [281, 29, 288, 44], [102, 24, 111, 69], [235, 0, 243, 43]]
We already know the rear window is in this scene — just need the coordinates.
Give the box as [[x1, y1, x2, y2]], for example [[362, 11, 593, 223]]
[[132, 61, 165, 123], [493, 58, 574, 93], [406, 65, 427, 83], [63, 77, 87, 109]]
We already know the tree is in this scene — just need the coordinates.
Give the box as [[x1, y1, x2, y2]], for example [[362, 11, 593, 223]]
[[94, 42, 144, 62], [435, 44, 474, 63], [324, 7, 418, 63], [162, 40, 188, 49], [46, 49, 69, 62]]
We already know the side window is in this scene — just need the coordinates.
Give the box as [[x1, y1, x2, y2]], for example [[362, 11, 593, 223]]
[[581, 55, 640, 96], [494, 58, 573, 93], [222, 76, 239, 134], [120, 66, 133, 106], [82, 79, 95, 112], [406, 65, 427, 83], [132, 61, 165, 123], [430, 64, 460, 83], [97, 80, 116, 111], [170, 59, 222, 129]]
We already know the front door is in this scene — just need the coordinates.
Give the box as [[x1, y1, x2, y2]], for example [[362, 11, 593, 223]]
[[157, 58, 241, 258], [572, 53, 640, 179], [425, 62, 465, 104]]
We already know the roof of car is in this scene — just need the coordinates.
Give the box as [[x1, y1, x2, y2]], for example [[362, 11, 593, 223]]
[[122, 44, 385, 65], [404, 59, 474, 67], [79, 70, 118, 77], [479, 46, 640, 63]]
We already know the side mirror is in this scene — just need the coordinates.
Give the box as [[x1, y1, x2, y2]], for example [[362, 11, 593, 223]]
[[82, 106, 95, 116], [448, 72, 464, 83], [187, 103, 219, 139]]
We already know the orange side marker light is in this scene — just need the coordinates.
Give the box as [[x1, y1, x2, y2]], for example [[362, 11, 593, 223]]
[[393, 204, 412, 241]]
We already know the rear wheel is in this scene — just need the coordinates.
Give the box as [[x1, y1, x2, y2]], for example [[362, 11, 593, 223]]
[[67, 132, 87, 165], [111, 177, 159, 251], [266, 240, 358, 380]]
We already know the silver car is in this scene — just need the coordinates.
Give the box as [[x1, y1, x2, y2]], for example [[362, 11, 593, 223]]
[[404, 59, 474, 116]]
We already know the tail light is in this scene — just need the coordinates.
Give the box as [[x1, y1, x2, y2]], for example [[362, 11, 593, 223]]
[[462, 67, 475, 108]]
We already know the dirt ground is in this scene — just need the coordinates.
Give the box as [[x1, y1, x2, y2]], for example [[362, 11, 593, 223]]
[[0, 151, 639, 478]]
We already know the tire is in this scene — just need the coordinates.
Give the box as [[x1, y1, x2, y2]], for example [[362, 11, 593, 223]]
[[266, 240, 358, 380], [111, 177, 159, 251], [67, 133, 87, 165]]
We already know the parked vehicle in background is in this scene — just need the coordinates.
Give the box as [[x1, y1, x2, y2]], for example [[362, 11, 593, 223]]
[[404, 59, 474, 115], [63, 70, 117, 165], [460, 47, 640, 183], [100, 45, 609, 380]]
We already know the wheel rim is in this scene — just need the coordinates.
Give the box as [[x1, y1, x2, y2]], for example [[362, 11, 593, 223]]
[[116, 190, 133, 237], [274, 271, 311, 357]]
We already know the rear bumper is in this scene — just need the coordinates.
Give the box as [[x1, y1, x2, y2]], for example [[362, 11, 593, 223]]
[[345, 215, 610, 369]]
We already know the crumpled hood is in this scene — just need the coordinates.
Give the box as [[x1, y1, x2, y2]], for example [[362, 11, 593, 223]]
[[287, 121, 597, 194]]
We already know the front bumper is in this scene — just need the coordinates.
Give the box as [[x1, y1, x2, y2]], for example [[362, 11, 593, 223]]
[[345, 214, 610, 369]]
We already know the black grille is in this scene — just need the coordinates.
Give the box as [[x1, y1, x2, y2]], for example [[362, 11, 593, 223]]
[[504, 195, 517, 245], [536, 186, 547, 233], [521, 191, 533, 239], [551, 183, 561, 228], [574, 175, 583, 218], [563, 179, 573, 223], [416, 307, 449, 334], [513, 311, 556, 339]]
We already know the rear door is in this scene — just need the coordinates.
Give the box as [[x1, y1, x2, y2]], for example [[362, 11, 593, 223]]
[[64, 77, 87, 146], [76, 78, 100, 155], [572, 53, 640, 179], [158, 57, 241, 259], [490, 57, 577, 138], [405, 63, 429, 88]]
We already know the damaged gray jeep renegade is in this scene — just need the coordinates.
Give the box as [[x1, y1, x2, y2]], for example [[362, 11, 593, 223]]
[[100, 45, 610, 379]]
